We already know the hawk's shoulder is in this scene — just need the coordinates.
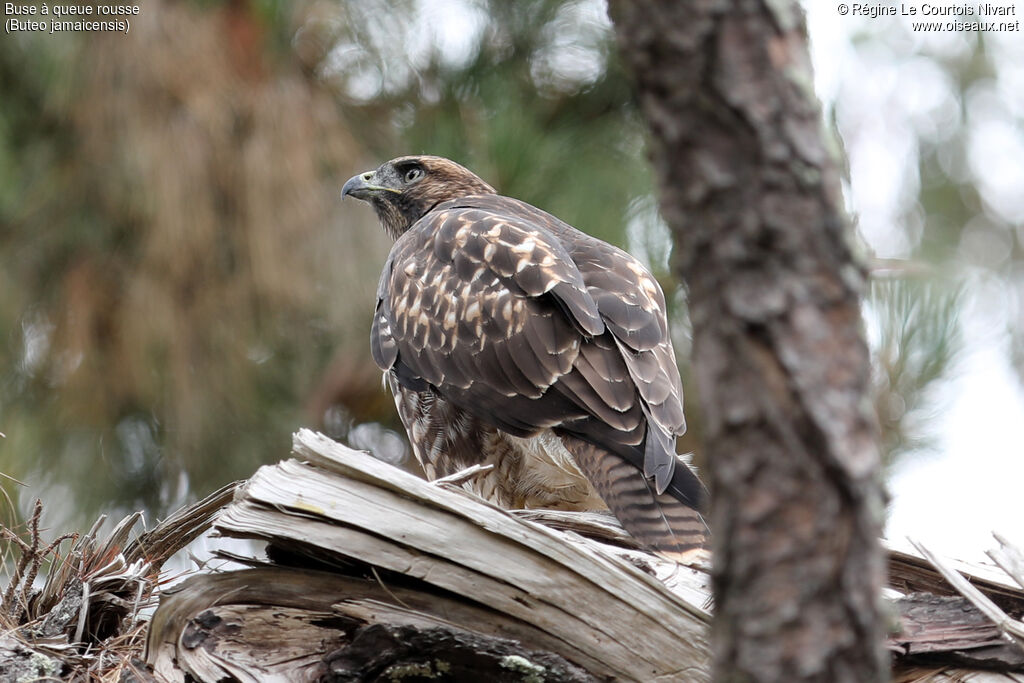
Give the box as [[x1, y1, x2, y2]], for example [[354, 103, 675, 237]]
[[370, 194, 602, 436], [436, 195, 672, 353]]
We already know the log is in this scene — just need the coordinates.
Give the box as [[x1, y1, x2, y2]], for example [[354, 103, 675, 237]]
[[9, 430, 1024, 680], [146, 429, 711, 682], [142, 430, 1024, 682]]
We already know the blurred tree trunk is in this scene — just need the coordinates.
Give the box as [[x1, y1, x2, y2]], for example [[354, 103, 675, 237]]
[[609, 3, 887, 682]]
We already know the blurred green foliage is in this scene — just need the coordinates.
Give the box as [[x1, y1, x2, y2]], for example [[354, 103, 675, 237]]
[[323, 0, 654, 246], [2, 0, 1013, 534], [842, 24, 1023, 462], [870, 277, 963, 461], [0, 0, 661, 532], [0, 0, 382, 528]]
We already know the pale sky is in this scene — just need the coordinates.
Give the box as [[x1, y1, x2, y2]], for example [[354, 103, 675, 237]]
[[804, 1, 1024, 561]]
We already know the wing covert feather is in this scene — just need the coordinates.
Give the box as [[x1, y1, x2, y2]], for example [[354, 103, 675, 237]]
[[373, 193, 691, 505]]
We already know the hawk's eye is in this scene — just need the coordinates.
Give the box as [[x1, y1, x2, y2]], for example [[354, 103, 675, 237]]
[[404, 168, 424, 183]]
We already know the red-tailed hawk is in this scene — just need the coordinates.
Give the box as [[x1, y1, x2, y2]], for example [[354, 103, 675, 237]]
[[343, 156, 707, 556]]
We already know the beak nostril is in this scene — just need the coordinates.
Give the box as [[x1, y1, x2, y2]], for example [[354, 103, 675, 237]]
[[361, 172, 373, 181]]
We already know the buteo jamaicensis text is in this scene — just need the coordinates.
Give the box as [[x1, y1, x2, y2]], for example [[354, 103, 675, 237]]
[[342, 156, 707, 556]]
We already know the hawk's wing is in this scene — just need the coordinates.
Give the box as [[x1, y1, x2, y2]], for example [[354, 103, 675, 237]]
[[371, 195, 702, 510]]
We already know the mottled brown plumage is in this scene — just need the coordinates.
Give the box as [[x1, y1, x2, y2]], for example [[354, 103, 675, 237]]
[[342, 155, 707, 555]]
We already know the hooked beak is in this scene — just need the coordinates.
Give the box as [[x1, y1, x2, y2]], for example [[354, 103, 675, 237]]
[[341, 170, 401, 200]]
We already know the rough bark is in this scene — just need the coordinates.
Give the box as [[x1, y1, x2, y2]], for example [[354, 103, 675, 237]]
[[609, 2, 887, 682], [892, 594, 1015, 659]]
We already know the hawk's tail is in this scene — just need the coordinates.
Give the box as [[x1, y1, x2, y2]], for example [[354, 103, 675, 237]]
[[561, 436, 708, 561]]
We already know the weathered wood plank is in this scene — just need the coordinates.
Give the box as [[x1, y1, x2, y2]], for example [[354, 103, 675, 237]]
[[147, 567, 601, 682], [143, 431, 1024, 682], [215, 502, 618, 676], [200, 429, 712, 680], [292, 429, 707, 622]]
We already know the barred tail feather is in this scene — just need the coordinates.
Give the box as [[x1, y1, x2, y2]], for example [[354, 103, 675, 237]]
[[561, 436, 708, 559]]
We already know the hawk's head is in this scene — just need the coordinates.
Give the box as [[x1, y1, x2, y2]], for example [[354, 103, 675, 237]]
[[342, 156, 495, 239]]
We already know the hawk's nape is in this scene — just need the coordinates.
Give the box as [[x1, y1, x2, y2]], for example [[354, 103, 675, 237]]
[[343, 155, 707, 557]]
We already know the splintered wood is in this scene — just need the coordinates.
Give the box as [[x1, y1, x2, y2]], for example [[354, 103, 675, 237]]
[[143, 430, 1024, 682], [146, 429, 710, 682]]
